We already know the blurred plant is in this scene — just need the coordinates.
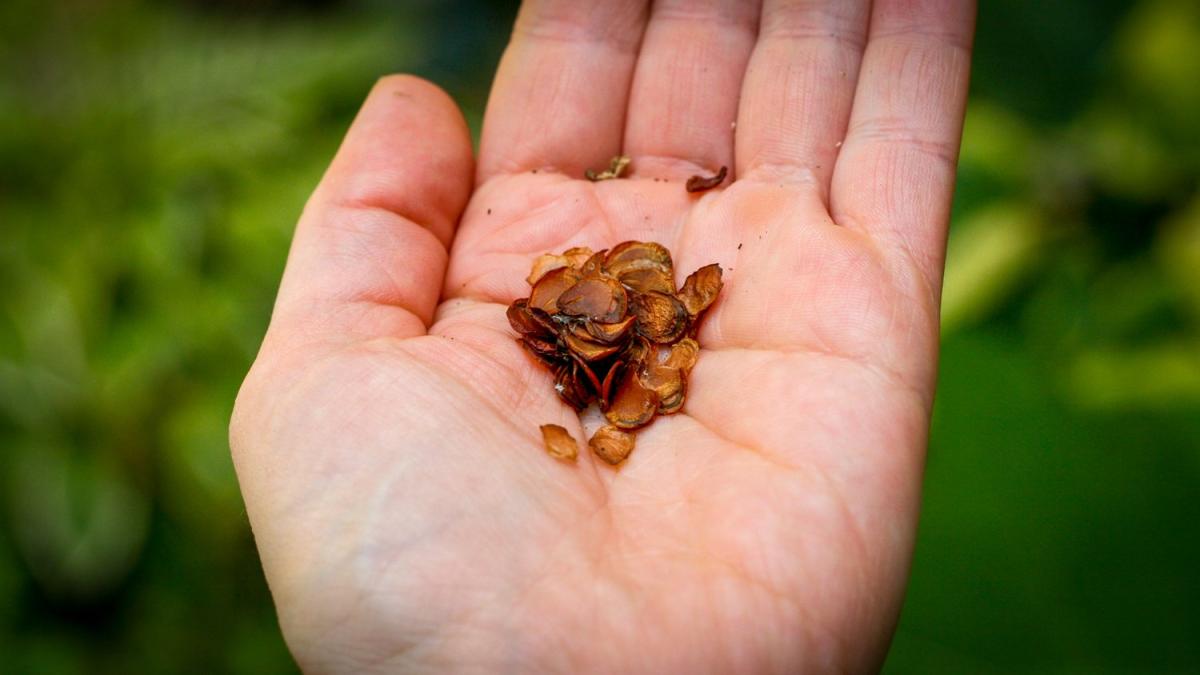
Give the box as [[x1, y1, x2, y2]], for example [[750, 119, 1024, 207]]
[[0, 0, 429, 671], [941, 0, 1200, 411]]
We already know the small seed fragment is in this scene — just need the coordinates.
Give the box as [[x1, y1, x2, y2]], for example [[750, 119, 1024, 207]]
[[540, 424, 579, 461], [685, 166, 728, 193], [589, 425, 636, 465], [585, 155, 631, 181]]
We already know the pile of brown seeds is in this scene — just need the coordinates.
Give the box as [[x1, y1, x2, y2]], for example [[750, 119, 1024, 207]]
[[508, 242, 722, 465]]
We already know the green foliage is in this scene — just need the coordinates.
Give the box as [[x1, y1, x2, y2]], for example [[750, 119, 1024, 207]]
[[887, 0, 1200, 671], [0, 0, 1196, 672], [0, 1, 426, 671]]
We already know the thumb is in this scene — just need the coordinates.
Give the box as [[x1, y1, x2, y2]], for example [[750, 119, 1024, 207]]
[[266, 75, 474, 351]]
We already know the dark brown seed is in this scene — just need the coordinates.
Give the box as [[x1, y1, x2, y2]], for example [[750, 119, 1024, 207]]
[[615, 266, 676, 295], [605, 367, 660, 429], [585, 315, 636, 344], [554, 364, 591, 411], [589, 425, 635, 465], [506, 300, 555, 340], [599, 359, 623, 409], [557, 276, 628, 323], [605, 241, 673, 275], [685, 165, 728, 193], [540, 424, 579, 461], [619, 336, 653, 372], [529, 266, 581, 313], [677, 263, 723, 316], [563, 327, 622, 362], [632, 291, 690, 343], [570, 351, 604, 397], [605, 242, 675, 295], [520, 335, 562, 361]]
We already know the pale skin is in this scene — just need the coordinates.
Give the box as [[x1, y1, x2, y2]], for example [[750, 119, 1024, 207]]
[[230, 1, 976, 672]]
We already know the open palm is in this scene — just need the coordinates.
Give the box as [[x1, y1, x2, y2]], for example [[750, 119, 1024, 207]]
[[231, 1, 975, 672]]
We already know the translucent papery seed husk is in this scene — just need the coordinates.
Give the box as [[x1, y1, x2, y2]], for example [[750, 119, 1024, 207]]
[[562, 247, 595, 270], [540, 424, 579, 461], [677, 263, 723, 316], [632, 291, 690, 343], [604, 366, 660, 429], [556, 275, 628, 323], [589, 425, 636, 465], [527, 254, 567, 286], [529, 266, 582, 313]]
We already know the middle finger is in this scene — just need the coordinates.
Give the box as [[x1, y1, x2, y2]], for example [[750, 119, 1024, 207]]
[[623, 0, 761, 181]]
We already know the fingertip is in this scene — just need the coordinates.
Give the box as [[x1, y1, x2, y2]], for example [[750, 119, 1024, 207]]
[[322, 73, 476, 246], [268, 74, 477, 345]]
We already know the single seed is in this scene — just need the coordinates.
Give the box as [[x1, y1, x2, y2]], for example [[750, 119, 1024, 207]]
[[685, 166, 728, 193], [540, 424, 579, 461], [589, 425, 635, 465]]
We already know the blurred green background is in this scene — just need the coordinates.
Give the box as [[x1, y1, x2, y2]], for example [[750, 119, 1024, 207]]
[[1, 0, 1197, 672]]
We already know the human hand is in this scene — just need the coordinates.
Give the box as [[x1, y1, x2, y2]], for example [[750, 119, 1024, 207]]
[[231, 1, 975, 672]]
